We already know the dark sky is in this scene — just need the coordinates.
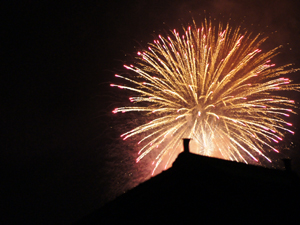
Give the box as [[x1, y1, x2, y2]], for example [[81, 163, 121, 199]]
[[2, 1, 300, 224]]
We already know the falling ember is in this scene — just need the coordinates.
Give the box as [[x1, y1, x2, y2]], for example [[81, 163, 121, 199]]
[[111, 19, 300, 174]]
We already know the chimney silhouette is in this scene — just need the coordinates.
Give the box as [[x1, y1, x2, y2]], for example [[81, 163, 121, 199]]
[[282, 158, 292, 172], [183, 139, 191, 153]]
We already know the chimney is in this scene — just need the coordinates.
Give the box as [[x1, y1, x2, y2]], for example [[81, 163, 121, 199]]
[[282, 158, 292, 172], [183, 139, 191, 153]]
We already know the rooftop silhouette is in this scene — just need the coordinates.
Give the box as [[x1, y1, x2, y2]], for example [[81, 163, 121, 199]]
[[75, 139, 300, 224]]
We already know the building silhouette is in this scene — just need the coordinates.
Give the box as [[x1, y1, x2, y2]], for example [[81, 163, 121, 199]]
[[75, 139, 300, 224]]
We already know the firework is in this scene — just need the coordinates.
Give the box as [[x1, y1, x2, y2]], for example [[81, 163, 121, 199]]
[[111, 19, 299, 175]]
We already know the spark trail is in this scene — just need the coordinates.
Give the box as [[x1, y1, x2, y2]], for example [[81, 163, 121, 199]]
[[111, 19, 299, 175]]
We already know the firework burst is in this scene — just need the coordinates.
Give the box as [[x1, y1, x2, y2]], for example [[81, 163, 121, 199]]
[[111, 19, 299, 175]]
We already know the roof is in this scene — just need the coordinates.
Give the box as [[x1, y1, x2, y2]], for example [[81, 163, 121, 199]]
[[75, 145, 300, 224]]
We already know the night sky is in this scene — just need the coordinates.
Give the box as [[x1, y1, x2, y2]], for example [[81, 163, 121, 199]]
[[2, 1, 300, 224]]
